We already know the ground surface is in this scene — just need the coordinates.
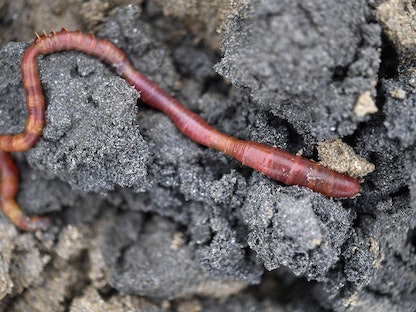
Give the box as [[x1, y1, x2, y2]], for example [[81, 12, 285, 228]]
[[0, 0, 415, 311]]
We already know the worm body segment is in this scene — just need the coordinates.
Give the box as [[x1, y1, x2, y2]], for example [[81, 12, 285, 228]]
[[0, 29, 360, 230], [0, 151, 50, 231]]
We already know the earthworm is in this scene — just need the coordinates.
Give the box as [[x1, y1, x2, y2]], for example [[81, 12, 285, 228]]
[[0, 151, 50, 230], [0, 29, 360, 230]]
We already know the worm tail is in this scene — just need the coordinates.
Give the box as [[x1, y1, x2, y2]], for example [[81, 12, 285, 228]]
[[0, 151, 51, 230], [230, 141, 360, 198]]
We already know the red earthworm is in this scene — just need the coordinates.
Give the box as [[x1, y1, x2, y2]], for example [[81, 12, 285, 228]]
[[0, 151, 50, 231], [0, 29, 360, 230]]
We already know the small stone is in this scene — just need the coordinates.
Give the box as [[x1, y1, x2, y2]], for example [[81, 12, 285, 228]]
[[354, 91, 378, 117], [389, 87, 406, 100], [317, 138, 375, 179]]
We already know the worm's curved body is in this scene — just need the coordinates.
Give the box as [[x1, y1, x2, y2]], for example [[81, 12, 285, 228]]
[[0, 151, 50, 230], [0, 29, 360, 230]]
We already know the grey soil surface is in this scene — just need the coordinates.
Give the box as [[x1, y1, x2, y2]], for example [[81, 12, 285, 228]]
[[0, 0, 415, 311]]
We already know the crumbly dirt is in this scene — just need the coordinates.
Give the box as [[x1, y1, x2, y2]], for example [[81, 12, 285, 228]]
[[317, 138, 375, 179], [0, 1, 415, 311], [377, 0, 416, 55]]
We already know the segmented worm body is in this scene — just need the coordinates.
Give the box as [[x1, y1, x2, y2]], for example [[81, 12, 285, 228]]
[[0, 151, 50, 230], [0, 29, 360, 230]]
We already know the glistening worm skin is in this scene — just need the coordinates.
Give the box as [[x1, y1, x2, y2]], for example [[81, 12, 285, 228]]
[[0, 29, 360, 230], [0, 151, 50, 230]]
